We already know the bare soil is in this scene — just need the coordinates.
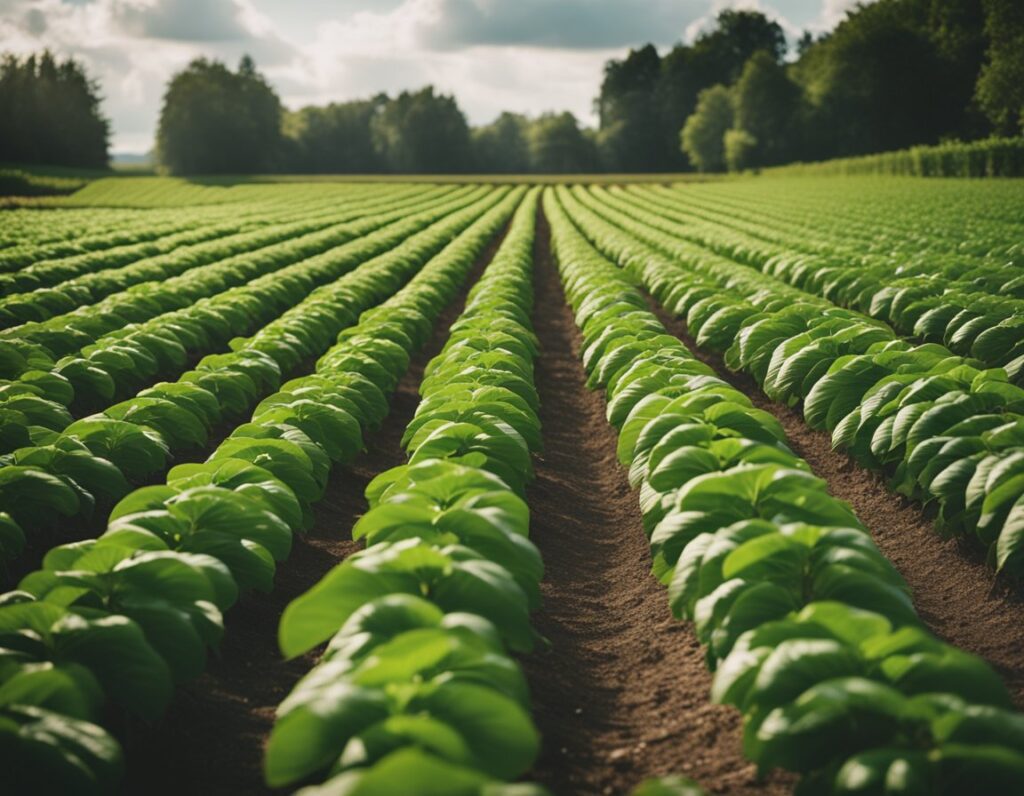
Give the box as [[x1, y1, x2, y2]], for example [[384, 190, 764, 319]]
[[647, 299, 1024, 708], [120, 228, 507, 795], [521, 213, 792, 796]]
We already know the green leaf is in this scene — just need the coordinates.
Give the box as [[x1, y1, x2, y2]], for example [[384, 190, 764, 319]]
[[747, 639, 863, 715], [254, 400, 363, 463], [103, 397, 207, 451], [52, 613, 174, 720], [932, 743, 1024, 793], [411, 680, 539, 779], [212, 435, 323, 502], [265, 680, 390, 787], [832, 748, 931, 795], [431, 556, 535, 653], [13, 446, 131, 506], [61, 417, 169, 482], [811, 565, 918, 628], [648, 445, 722, 492], [119, 600, 208, 684], [0, 465, 80, 527], [0, 510, 26, 559], [753, 677, 912, 772], [879, 645, 1010, 708], [631, 776, 706, 796], [108, 485, 177, 521], [166, 486, 293, 563], [279, 560, 416, 659], [295, 748, 502, 796], [0, 705, 124, 796], [0, 662, 103, 719], [168, 459, 304, 532]]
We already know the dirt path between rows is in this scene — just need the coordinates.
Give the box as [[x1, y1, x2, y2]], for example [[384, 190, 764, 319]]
[[122, 227, 508, 796], [646, 299, 1024, 708], [521, 211, 791, 796]]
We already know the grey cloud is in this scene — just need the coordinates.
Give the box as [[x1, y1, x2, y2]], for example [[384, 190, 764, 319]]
[[108, 0, 295, 66], [23, 8, 47, 35], [418, 0, 704, 50], [111, 0, 250, 41]]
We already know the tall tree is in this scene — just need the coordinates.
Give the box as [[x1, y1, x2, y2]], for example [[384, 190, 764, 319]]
[[655, 10, 787, 170], [680, 85, 733, 172], [596, 44, 664, 171], [975, 0, 1024, 135], [371, 87, 472, 173], [527, 112, 598, 173], [0, 51, 109, 168], [929, 0, 989, 137], [284, 96, 386, 173], [157, 56, 283, 175], [693, 8, 788, 76], [792, 0, 976, 157], [731, 51, 802, 167], [472, 112, 530, 173]]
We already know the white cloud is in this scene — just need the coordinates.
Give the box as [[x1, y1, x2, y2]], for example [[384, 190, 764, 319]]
[[418, 0, 705, 50], [269, 1, 615, 126], [110, 0, 249, 41], [819, 0, 862, 28], [0, 0, 294, 150]]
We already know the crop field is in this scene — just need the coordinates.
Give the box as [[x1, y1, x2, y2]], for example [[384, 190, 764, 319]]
[[2, 175, 1024, 796]]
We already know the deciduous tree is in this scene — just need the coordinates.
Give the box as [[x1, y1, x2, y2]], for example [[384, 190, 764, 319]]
[[680, 85, 733, 172], [157, 56, 283, 175]]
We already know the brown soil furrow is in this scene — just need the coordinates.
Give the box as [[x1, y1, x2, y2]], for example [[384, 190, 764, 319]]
[[122, 225, 508, 796], [645, 297, 1024, 708], [522, 211, 791, 796]]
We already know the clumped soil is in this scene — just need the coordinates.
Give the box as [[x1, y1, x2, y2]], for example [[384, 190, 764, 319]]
[[521, 213, 791, 796], [121, 229, 506, 795], [648, 300, 1024, 708]]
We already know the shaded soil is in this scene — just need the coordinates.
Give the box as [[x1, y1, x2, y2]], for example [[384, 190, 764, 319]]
[[647, 299, 1024, 709], [521, 212, 791, 796], [120, 227, 507, 796]]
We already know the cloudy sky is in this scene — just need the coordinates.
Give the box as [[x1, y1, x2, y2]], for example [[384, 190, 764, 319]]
[[0, 0, 863, 153]]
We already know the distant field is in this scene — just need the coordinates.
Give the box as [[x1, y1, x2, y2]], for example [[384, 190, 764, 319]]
[[2, 175, 1024, 796], [0, 163, 112, 197], [1, 169, 719, 205]]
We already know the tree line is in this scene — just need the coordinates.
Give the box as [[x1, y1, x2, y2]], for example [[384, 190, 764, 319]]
[[675, 0, 1023, 172], [1, 0, 1021, 173], [159, 59, 601, 175], [0, 51, 109, 169], [156, 0, 1024, 174]]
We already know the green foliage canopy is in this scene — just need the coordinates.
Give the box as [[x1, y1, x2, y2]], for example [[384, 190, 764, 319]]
[[0, 51, 109, 169], [157, 56, 283, 175]]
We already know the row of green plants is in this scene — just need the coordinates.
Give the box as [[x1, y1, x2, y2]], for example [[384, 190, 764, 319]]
[[0, 202, 247, 270], [630, 179, 1022, 283], [59, 176, 383, 209], [0, 187, 521, 793], [0, 185, 451, 328], [0, 182, 391, 256], [629, 180, 1020, 269], [0, 186, 472, 415], [558, 185, 1024, 578], [632, 183, 1024, 371], [767, 137, 1024, 178], [1, 213, 270, 294], [264, 187, 552, 795], [583, 184, 1024, 373], [0, 188, 498, 562], [0, 165, 102, 201], [0, 186, 392, 293], [546, 188, 1024, 794]]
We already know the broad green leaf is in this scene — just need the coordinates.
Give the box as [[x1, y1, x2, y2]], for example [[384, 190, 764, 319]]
[[265, 680, 389, 787], [0, 705, 124, 796]]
